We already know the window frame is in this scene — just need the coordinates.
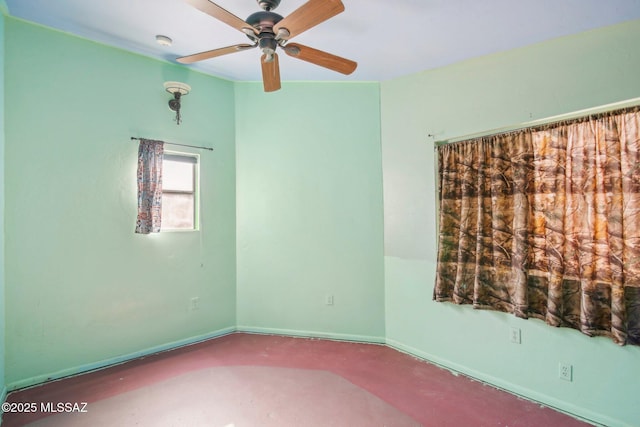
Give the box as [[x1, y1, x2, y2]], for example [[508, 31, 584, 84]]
[[161, 151, 200, 232]]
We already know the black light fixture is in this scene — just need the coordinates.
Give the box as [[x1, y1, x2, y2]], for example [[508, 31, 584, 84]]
[[163, 81, 191, 125]]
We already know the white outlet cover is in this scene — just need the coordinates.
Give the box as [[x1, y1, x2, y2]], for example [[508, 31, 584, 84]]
[[509, 327, 521, 344], [559, 363, 573, 381]]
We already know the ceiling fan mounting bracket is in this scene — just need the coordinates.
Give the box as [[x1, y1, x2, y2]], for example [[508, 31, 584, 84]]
[[257, 0, 281, 11]]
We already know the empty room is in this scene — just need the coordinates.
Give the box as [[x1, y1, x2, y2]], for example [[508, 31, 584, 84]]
[[1, 0, 640, 426]]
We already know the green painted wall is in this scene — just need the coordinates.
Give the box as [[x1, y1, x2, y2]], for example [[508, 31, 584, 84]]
[[381, 19, 640, 427], [1, 3, 7, 401], [3, 8, 639, 426], [4, 19, 237, 387], [235, 82, 385, 341]]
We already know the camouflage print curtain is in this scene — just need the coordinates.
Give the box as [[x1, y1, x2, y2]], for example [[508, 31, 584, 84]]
[[434, 107, 640, 346]]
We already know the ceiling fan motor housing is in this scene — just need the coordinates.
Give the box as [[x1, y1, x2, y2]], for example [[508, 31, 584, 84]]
[[245, 11, 283, 31], [246, 10, 283, 58]]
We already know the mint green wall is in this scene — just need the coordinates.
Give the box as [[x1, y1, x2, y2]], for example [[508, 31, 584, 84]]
[[3, 9, 640, 426], [381, 19, 640, 427], [1, 3, 7, 400], [4, 19, 236, 387], [235, 83, 385, 341]]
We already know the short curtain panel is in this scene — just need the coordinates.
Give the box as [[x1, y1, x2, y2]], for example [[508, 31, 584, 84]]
[[135, 139, 164, 234], [434, 107, 640, 346]]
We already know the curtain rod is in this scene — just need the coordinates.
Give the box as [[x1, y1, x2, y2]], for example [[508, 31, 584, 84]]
[[130, 137, 213, 151], [434, 97, 640, 147]]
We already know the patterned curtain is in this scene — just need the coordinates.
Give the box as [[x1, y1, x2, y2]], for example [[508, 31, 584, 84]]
[[135, 139, 164, 234], [434, 107, 640, 346]]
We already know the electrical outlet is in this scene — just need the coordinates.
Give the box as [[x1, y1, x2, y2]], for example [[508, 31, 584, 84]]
[[189, 297, 200, 311], [325, 295, 334, 306], [509, 327, 521, 344], [558, 362, 573, 381]]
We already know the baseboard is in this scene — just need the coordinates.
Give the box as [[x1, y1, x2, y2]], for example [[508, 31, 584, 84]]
[[385, 338, 625, 427], [237, 325, 386, 345], [7, 326, 236, 392]]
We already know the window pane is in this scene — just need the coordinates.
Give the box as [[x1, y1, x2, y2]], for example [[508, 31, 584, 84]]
[[162, 193, 195, 230], [163, 160, 194, 192]]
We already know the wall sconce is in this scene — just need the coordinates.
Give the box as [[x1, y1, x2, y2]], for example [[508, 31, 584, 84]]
[[164, 81, 191, 125]]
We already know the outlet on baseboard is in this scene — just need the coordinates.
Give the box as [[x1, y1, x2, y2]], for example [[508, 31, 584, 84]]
[[189, 297, 200, 311]]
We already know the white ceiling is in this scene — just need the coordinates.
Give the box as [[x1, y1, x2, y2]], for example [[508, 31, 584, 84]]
[[5, 0, 640, 83]]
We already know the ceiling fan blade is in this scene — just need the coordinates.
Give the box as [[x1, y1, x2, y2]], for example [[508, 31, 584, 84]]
[[177, 44, 256, 64], [261, 53, 281, 92], [283, 43, 357, 75], [184, 0, 257, 35], [273, 0, 344, 40]]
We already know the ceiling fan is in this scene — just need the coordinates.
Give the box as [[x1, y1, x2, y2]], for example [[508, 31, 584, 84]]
[[177, 0, 357, 92]]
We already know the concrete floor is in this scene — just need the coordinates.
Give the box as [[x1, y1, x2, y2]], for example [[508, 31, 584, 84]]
[[3, 333, 590, 426]]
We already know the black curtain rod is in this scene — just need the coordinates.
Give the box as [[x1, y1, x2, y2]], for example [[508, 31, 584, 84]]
[[130, 137, 213, 151]]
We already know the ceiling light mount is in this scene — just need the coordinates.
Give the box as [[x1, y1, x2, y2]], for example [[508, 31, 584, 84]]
[[164, 81, 191, 125], [155, 35, 173, 46]]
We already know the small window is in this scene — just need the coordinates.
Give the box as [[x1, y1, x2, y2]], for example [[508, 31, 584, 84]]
[[162, 152, 199, 231]]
